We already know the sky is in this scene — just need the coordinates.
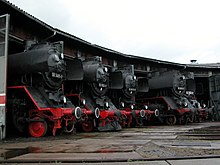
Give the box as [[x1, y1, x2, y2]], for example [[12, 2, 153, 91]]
[[8, 0, 220, 64]]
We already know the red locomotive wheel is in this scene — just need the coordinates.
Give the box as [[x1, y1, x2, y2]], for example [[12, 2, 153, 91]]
[[28, 117, 47, 137], [82, 120, 94, 132]]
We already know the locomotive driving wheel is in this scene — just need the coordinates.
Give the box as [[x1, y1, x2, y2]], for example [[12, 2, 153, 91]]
[[81, 120, 94, 132], [166, 115, 177, 125], [28, 117, 47, 137]]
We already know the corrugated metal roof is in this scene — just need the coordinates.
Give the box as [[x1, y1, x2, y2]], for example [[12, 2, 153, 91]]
[[186, 63, 220, 69]]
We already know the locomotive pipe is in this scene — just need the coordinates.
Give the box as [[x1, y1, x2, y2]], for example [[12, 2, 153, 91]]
[[74, 107, 82, 119], [120, 109, 146, 118], [63, 107, 82, 119], [130, 109, 146, 118], [99, 110, 121, 119], [142, 109, 159, 117], [82, 107, 100, 119]]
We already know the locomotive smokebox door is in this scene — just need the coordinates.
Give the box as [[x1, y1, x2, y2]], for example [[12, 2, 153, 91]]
[[66, 58, 84, 80], [137, 77, 149, 92], [109, 71, 123, 89], [0, 14, 9, 140]]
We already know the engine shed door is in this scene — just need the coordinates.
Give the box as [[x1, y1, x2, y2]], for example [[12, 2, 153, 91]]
[[0, 14, 9, 140], [209, 75, 220, 121]]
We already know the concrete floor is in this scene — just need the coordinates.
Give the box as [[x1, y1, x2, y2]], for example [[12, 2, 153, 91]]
[[1, 122, 220, 164]]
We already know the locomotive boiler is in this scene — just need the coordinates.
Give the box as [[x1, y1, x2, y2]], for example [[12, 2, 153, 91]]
[[137, 70, 195, 125], [108, 65, 159, 127], [6, 41, 82, 137], [65, 56, 122, 132]]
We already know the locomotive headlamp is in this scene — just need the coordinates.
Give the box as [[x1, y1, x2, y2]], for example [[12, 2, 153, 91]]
[[183, 102, 188, 107], [53, 54, 60, 62], [144, 105, 148, 109], [121, 102, 125, 108], [133, 75, 137, 80], [63, 96, 67, 104], [82, 99, 86, 105], [131, 104, 134, 109], [104, 67, 108, 72], [60, 95, 67, 104], [105, 102, 109, 108], [60, 53, 64, 59]]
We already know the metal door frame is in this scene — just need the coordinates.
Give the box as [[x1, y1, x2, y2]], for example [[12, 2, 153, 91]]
[[0, 14, 9, 140]]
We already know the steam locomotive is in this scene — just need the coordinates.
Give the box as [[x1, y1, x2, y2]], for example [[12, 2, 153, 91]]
[[4, 40, 211, 138], [184, 72, 211, 122], [65, 56, 122, 132], [6, 41, 82, 137], [108, 65, 159, 127], [137, 70, 196, 125]]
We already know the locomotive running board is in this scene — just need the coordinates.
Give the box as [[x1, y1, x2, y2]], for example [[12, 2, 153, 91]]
[[7, 86, 51, 109]]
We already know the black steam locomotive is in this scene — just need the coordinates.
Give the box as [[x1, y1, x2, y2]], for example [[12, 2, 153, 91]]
[[108, 65, 159, 127], [137, 70, 196, 125], [7, 41, 82, 137], [4, 40, 211, 139], [65, 56, 122, 132]]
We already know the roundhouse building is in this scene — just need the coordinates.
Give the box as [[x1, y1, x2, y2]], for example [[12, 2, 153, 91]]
[[1, 0, 220, 138]]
